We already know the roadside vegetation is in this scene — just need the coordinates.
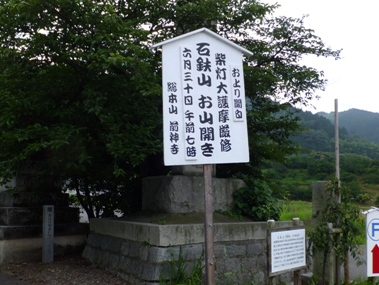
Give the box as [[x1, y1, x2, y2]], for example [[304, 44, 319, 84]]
[[280, 200, 312, 222]]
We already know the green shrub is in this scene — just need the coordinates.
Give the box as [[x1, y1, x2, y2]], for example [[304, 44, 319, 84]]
[[308, 180, 364, 284], [233, 177, 283, 221]]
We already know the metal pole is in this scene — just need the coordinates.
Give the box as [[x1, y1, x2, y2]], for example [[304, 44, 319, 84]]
[[204, 164, 215, 285]]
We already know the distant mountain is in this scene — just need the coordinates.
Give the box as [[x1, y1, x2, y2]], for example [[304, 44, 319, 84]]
[[318, 109, 379, 144], [292, 110, 342, 153], [290, 109, 379, 159]]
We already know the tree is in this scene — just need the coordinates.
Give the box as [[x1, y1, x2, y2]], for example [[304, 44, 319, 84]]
[[0, 0, 163, 218], [0, 0, 341, 218]]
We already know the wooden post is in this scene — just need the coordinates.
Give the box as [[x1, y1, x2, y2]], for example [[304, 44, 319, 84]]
[[294, 271, 302, 285], [204, 164, 215, 285]]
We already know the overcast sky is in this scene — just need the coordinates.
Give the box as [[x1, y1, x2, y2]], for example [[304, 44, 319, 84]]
[[265, 0, 379, 114]]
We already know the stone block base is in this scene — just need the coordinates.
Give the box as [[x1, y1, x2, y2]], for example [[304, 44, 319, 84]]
[[83, 218, 298, 284]]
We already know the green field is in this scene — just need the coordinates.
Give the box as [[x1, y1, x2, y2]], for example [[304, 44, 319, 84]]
[[279, 200, 313, 222]]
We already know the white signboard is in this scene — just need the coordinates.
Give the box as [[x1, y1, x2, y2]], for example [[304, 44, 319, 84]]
[[152, 29, 251, 166], [270, 228, 306, 275], [366, 208, 379, 276]]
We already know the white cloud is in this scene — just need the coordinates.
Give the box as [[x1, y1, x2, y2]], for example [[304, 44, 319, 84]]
[[265, 0, 379, 113]]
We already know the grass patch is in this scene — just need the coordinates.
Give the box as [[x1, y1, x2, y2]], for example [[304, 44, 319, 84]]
[[279, 200, 313, 222], [280, 200, 367, 246]]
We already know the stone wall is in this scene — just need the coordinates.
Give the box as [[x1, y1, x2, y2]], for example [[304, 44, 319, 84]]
[[83, 219, 298, 285]]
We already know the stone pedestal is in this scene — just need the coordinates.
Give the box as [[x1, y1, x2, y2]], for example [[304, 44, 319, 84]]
[[142, 176, 245, 213], [84, 217, 297, 285], [84, 173, 302, 284]]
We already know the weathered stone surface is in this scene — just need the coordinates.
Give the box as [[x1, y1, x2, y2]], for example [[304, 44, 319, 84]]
[[312, 181, 328, 226], [223, 243, 247, 257], [247, 241, 265, 256], [101, 235, 122, 253], [85, 166, 304, 285], [148, 246, 175, 263], [83, 220, 303, 285], [142, 176, 245, 213], [108, 252, 120, 269], [120, 241, 130, 256], [181, 244, 203, 260], [91, 218, 286, 247], [312, 181, 331, 281]]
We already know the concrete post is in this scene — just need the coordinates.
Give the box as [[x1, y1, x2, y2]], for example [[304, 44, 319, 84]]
[[312, 181, 336, 283], [293, 218, 302, 285], [267, 219, 275, 285], [42, 205, 54, 263]]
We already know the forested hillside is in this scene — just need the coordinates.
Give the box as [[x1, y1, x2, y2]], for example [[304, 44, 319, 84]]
[[292, 110, 379, 159], [265, 109, 379, 204], [319, 109, 379, 144]]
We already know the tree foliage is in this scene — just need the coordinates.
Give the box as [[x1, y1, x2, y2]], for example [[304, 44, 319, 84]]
[[308, 180, 364, 284], [0, 0, 340, 218], [233, 176, 283, 221]]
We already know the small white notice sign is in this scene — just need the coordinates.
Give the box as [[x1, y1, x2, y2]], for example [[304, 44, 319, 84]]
[[270, 228, 306, 275]]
